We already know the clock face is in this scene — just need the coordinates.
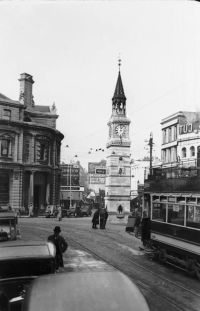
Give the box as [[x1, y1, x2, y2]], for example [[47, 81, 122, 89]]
[[115, 125, 125, 136]]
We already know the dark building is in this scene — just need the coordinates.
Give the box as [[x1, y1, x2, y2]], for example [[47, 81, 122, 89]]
[[0, 73, 64, 215]]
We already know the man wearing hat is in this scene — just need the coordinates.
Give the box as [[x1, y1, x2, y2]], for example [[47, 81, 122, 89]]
[[48, 226, 68, 271]]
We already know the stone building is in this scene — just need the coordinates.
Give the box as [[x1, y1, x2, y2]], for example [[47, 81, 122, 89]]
[[0, 73, 64, 215]]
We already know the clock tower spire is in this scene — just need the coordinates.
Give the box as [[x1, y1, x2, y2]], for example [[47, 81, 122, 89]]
[[105, 60, 131, 215]]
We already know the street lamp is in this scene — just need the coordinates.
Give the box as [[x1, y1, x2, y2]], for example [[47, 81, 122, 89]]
[[69, 161, 72, 208]]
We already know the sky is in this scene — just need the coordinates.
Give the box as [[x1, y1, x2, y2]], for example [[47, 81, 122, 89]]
[[1, 0, 200, 169]]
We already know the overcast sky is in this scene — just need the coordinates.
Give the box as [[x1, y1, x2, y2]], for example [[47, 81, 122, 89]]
[[1, 0, 200, 168]]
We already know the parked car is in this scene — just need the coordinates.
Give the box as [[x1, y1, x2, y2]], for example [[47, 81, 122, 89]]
[[66, 206, 77, 217], [0, 241, 56, 311], [0, 211, 20, 241], [45, 205, 58, 218], [79, 205, 92, 217]]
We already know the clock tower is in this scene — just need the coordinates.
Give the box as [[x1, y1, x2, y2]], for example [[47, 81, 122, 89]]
[[105, 61, 131, 214]]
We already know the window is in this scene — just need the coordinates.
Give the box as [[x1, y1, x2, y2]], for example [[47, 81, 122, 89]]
[[1, 139, 10, 157], [182, 147, 186, 158], [152, 203, 166, 222], [190, 146, 195, 157], [168, 128, 172, 142], [35, 139, 49, 163], [167, 204, 185, 226], [174, 126, 177, 140], [163, 130, 166, 144], [3, 109, 11, 120], [186, 205, 200, 229]]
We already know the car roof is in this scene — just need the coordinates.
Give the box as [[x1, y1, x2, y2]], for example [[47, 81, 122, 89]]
[[23, 271, 149, 311], [0, 241, 54, 260]]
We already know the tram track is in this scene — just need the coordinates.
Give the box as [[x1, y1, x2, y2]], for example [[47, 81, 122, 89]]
[[68, 236, 200, 311], [20, 220, 200, 311]]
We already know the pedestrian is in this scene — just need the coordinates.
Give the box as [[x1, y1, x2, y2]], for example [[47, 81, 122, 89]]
[[99, 207, 107, 229], [118, 205, 123, 214], [141, 211, 151, 247], [104, 207, 108, 229], [48, 226, 68, 272], [134, 211, 141, 238], [57, 206, 62, 221], [92, 209, 99, 229]]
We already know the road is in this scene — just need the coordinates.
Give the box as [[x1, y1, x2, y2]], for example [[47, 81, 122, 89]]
[[19, 216, 200, 311]]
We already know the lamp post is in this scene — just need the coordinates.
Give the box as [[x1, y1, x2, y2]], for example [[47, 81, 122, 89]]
[[69, 161, 72, 208]]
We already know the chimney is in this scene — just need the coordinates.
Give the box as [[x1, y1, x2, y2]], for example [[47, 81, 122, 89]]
[[19, 73, 34, 108]]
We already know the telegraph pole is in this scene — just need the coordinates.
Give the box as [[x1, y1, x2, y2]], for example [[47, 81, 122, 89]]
[[148, 132, 153, 175]]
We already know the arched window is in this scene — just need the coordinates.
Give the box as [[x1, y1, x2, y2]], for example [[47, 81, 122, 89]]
[[182, 147, 186, 158], [190, 146, 195, 157]]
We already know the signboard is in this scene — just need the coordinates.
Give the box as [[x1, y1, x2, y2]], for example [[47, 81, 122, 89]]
[[172, 205, 179, 212], [88, 162, 106, 174], [95, 168, 106, 175], [90, 176, 105, 184]]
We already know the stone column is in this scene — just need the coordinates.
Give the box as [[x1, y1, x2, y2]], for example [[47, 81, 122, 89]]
[[28, 171, 34, 216], [14, 134, 18, 162]]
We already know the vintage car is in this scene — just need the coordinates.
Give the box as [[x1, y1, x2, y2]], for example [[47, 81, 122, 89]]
[[0, 211, 20, 241], [78, 205, 92, 217], [23, 271, 150, 311], [0, 241, 56, 311], [66, 206, 77, 217], [45, 205, 58, 218]]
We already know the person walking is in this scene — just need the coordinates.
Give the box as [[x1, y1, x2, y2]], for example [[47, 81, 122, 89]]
[[141, 211, 151, 247], [104, 207, 108, 229], [99, 207, 107, 229], [57, 206, 62, 221], [92, 209, 99, 229], [48, 226, 68, 272], [134, 211, 141, 238]]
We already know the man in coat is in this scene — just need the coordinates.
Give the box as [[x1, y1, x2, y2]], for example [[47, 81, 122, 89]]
[[92, 209, 99, 229], [48, 226, 68, 271]]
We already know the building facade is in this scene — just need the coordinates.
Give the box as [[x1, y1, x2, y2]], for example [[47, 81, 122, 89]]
[[88, 160, 106, 194], [60, 163, 84, 208], [0, 73, 63, 215], [161, 111, 200, 167], [105, 65, 131, 214]]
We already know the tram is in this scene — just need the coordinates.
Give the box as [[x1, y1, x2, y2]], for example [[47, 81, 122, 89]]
[[143, 163, 200, 279]]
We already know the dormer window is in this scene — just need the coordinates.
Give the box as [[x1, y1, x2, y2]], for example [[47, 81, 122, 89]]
[[3, 109, 11, 121]]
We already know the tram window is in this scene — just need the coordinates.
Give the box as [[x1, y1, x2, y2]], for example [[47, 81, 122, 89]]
[[167, 204, 184, 225], [186, 205, 200, 229], [152, 203, 166, 222]]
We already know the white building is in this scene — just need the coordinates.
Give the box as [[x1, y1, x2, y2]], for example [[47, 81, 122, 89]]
[[161, 111, 200, 167]]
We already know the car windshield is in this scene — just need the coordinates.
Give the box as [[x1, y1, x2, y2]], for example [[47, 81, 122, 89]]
[[0, 219, 15, 226]]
